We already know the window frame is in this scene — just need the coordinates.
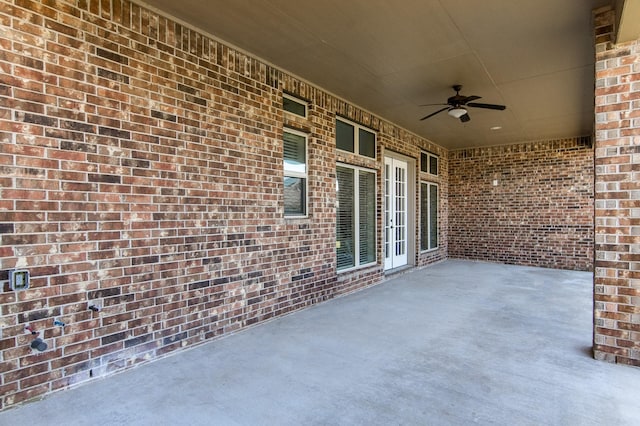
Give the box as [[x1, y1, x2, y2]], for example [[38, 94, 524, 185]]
[[420, 151, 439, 176], [283, 127, 309, 218], [336, 163, 378, 272], [283, 93, 308, 119], [420, 181, 439, 252], [336, 117, 376, 159]]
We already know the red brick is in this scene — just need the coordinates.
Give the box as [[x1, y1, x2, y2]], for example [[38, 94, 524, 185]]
[[593, 6, 640, 366], [448, 138, 594, 271]]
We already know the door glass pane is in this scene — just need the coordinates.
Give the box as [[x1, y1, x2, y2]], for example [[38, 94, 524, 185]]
[[384, 163, 391, 260], [358, 128, 375, 158], [336, 120, 355, 153], [358, 170, 376, 265], [336, 166, 355, 270], [394, 165, 406, 256]]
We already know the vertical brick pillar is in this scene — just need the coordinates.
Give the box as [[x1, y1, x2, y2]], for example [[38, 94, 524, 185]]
[[593, 6, 640, 365]]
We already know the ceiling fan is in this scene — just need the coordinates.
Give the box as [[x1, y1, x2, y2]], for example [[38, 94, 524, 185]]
[[420, 85, 506, 123]]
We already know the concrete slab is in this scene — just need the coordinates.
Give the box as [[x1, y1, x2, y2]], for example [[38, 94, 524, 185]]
[[2, 260, 639, 425]]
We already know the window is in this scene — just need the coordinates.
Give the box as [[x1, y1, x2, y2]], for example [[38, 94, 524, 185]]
[[283, 129, 307, 216], [336, 164, 376, 270], [336, 118, 376, 159], [420, 182, 438, 251], [420, 152, 438, 176], [283, 93, 307, 118]]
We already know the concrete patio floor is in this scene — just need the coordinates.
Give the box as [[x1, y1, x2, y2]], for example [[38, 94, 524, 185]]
[[2, 260, 640, 425]]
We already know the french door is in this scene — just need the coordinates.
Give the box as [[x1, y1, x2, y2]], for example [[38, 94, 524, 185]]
[[384, 157, 408, 270]]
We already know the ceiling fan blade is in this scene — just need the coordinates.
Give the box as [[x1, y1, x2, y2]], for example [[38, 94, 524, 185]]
[[420, 107, 449, 121], [462, 95, 481, 103], [467, 102, 506, 110], [419, 103, 449, 107], [460, 113, 471, 123]]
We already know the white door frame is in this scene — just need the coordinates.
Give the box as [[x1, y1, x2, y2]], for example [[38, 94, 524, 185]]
[[384, 153, 415, 271]]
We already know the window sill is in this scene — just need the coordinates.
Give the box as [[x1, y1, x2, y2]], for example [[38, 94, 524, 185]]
[[337, 261, 378, 275], [420, 247, 439, 254], [284, 214, 309, 220]]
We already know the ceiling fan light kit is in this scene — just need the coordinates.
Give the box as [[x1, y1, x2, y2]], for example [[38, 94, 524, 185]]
[[448, 107, 467, 118], [420, 85, 506, 123]]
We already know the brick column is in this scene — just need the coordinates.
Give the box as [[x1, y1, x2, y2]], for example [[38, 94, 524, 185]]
[[593, 6, 640, 365]]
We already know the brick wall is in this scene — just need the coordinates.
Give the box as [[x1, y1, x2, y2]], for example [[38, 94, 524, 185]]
[[593, 6, 640, 366], [448, 139, 594, 271], [0, 0, 446, 409]]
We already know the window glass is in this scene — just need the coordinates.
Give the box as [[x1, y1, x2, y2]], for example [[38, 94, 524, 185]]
[[283, 95, 306, 117], [420, 182, 438, 251], [420, 183, 428, 251], [284, 131, 306, 174], [429, 184, 438, 248], [336, 166, 355, 269], [430, 156, 438, 176], [285, 176, 306, 216], [336, 120, 355, 153], [420, 152, 429, 173], [358, 129, 375, 158], [337, 165, 376, 270], [420, 152, 439, 176], [283, 129, 307, 217], [358, 170, 376, 264], [336, 118, 375, 159]]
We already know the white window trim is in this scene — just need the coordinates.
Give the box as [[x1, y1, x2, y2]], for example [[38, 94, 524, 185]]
[[336, 162, 377, 272], [283, 93, 308, 119], [421, 151, 439, 176], [284, 127, 309, 218], [420, 181, 439, 252], [336, 117, 376, 159]]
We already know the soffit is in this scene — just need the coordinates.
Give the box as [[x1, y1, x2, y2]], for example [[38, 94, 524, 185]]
[[138, 0, 611, 149], [617, 0, 640, 43]]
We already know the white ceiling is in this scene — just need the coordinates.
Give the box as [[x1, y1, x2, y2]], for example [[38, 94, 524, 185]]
[[138, 0, 610, 149]]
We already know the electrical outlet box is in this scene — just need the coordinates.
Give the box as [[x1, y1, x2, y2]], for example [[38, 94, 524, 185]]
[[9, 269, 30, 291]]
